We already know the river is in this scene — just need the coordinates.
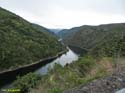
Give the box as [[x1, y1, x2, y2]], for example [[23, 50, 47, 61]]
[[1, 48, 79, 89], [36, 48, 79, 75]]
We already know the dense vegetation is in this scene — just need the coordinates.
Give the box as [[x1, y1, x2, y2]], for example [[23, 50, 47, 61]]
[[63, 23, 125, 56], [31, 23, 56, 37], [57, 26, 82, 39], [0, 7, 65, 71], [13, 23, 125, 93], [13, 55, 114, 93], [13, 73, 41, 92], [2, 6, 124, 93]]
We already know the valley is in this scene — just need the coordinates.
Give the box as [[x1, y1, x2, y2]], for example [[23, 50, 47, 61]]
[[0, 5, 125, 93]]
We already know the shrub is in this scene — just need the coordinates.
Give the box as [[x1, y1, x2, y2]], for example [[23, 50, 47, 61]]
[[13, 73, 41, 92]]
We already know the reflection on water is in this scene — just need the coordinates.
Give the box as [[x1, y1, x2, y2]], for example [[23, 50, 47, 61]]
[[1, 48, 79, 89], [36, 48, 79, 75]]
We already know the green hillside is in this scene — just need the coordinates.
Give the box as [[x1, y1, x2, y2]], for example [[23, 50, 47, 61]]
[[0, 7, 65, 71], [57, 27, 82, 39], [31, 23, 56, 37], [64, 23, 125, 56], [13, 23, 125, 93]]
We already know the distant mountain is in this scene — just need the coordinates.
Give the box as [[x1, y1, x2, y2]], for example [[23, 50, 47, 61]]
[[63, 23, 125, 56], [57, 27, 82, 39], [14, 23, 125, 93], [31, 23, 56, 37], [0, 7, 65, 71], [49, 29, 62, 34]]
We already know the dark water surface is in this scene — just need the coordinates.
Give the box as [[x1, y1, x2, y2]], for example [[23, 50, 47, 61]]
[[1, 48, 79, 89], [36, 48, 79, 75]]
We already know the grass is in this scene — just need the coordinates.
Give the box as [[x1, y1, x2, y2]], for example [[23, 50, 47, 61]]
[[13, 55, 115, 93], [13, 73, 41, 92], [29, 55, 114, 93]]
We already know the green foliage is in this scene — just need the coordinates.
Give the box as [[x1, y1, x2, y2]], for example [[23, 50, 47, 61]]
[[29, 23, 125, 93], [91, 32, 125, 57], [47, 87, 63, 93], [57, 27, 81, 39], [15, 56, 113, 93], [30, 55, 103, 93], [63, 23, 125, 57], [0, 7, 65, 71], [13, 73, 41, 92]]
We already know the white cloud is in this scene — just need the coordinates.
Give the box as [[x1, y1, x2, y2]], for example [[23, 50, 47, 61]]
[[0, 0, 124, 28]]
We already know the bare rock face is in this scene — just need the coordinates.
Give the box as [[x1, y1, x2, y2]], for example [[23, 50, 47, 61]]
[[79, 72, 125, 93], [64, 72, 125, 93], [64, 59, 125, 93]]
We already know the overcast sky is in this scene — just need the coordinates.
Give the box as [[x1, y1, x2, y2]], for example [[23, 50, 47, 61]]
[[0, 0, 124, 28]]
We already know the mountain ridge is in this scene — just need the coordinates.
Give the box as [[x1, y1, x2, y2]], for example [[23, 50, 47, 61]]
[[0, 7, 65, 71], [62, 23, 125, 56]]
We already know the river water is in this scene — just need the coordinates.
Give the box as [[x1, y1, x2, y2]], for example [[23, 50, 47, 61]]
[[1, 48, 79, 89], [36, 48, 79, 75]]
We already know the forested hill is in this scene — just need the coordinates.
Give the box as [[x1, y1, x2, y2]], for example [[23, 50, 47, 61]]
[[13, 23, 125, 93], [63, 23, 125, 56], [0, 7, 65, 71], [57, 26, 82, 39], [31, 23, 56, 37]]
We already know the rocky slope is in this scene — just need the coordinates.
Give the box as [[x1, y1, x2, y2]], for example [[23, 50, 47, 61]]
[[64, 58, 125, 93]]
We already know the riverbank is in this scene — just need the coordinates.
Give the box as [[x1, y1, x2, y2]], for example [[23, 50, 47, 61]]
[[28, 55, 113, 93], [68, 45, 88, 55], [0, 50, 67, 87], [35, 48, 79, 75]]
